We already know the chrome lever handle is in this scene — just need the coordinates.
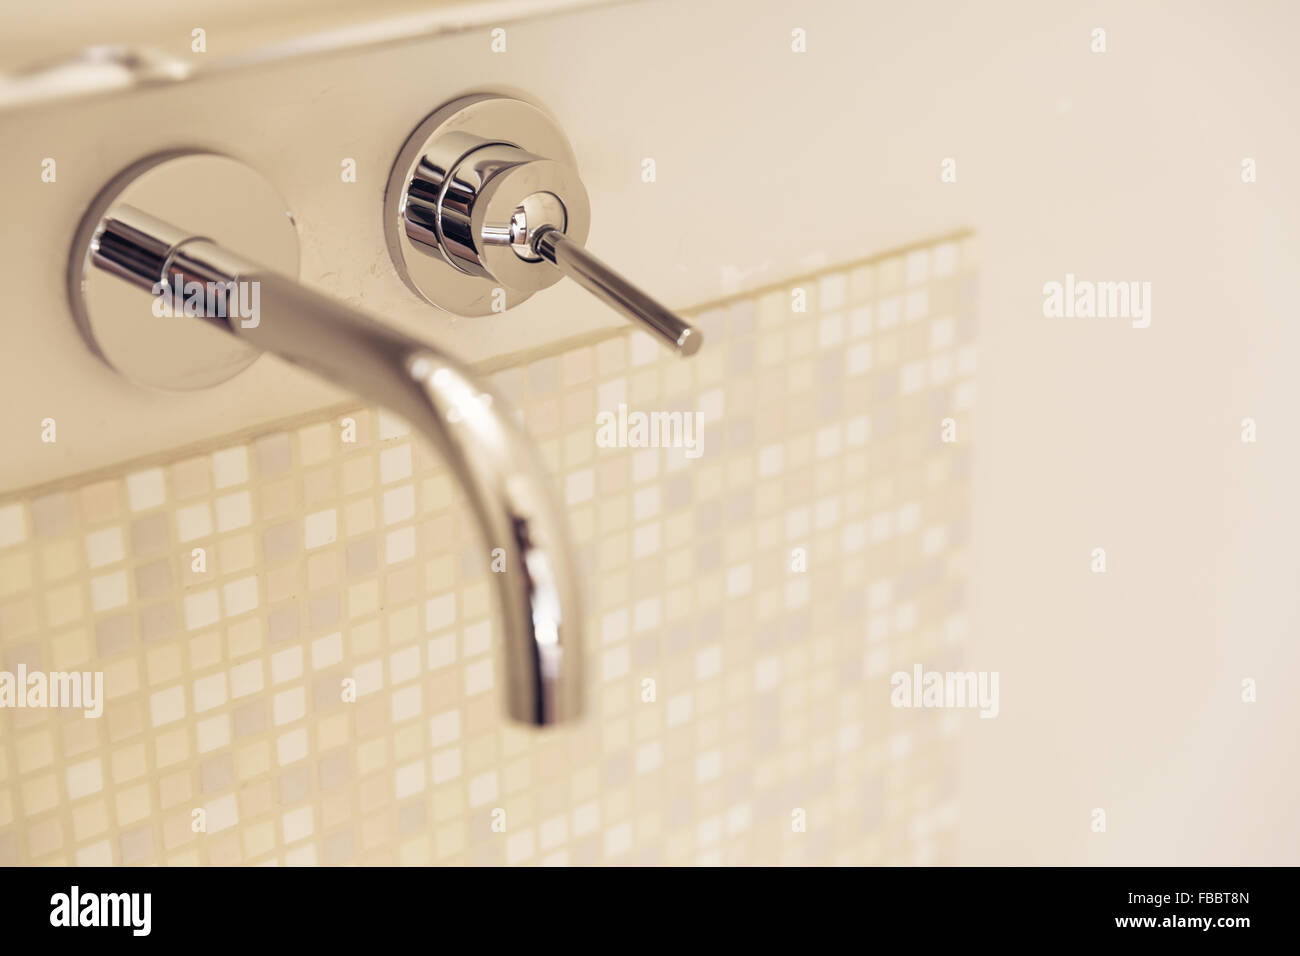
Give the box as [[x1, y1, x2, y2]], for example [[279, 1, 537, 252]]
[[385, 94, 703, 357], [532, 227, 700, 356]]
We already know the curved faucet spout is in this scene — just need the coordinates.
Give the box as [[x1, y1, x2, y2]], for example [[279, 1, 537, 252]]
[[92, 207, 584, 726], [238, 272, 584, 726]]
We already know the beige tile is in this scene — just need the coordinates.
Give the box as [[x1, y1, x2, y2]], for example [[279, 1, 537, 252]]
[[78, 480, 122, 525], [170, 456, 212, 501]]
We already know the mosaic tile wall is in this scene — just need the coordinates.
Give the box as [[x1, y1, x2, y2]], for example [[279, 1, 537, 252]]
[[0, 233, 977, 866]]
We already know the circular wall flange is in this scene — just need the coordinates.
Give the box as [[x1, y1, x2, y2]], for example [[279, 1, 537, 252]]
[[68, 152, 299, 390], [384, 93, 589, 316]]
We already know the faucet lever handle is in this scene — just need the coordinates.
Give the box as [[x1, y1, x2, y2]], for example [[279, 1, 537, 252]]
[[387, 94, 703, 357], [532, 226, 701, 356]]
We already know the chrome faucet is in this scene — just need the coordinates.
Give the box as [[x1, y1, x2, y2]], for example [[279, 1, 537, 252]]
[[68, 96, 700, 728]]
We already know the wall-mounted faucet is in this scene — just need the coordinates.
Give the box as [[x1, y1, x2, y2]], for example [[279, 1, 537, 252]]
[[385, 93, 702, 355], [66, 96, 702, 727]]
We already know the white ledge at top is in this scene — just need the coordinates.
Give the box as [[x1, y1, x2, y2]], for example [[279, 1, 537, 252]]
[[0, 0, 618, 112]]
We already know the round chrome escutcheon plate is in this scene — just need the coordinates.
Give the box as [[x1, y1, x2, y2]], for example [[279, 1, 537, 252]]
[[383, 93, 587, 317], [68, 152, 300, 390]]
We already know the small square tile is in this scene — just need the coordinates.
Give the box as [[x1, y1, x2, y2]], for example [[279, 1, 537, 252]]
[[90, 571, 128, 612], [0, 503, 28, 548], [170, 456, 212, 500], [65, 758, 104, 800], [149, 686, 186, 727], [304, 510, 337, 550], [215, 492, 253, 533], [211, 446, 249, 489], [78, 480, 121, 524], [379, 445, 412, 485], [139, 602, 178, 643], [254, 433, 292, 477], [183, 590, 220, 631], [222, 575, 259, 618], [126, 468, 166, 512], [176, 503, 213, 543], [30, 493, 75, 539], [130, 514, 170, 556], [84, 526, 124, 569], [134, 559, 173, 600]]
